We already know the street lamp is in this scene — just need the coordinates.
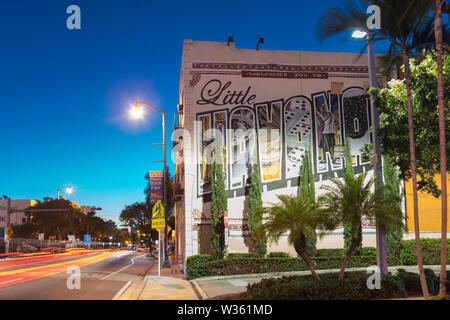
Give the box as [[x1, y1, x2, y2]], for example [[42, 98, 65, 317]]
[[57, 185, 73, 199], [353, 29, 387, 275], [129, 101, 170, 269]]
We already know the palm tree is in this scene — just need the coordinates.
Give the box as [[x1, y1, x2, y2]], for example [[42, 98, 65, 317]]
[[317, 0, 434, 298], [253, 194, 336, 281], [318, 171, 402, 280], [429, 0, 449, 296]]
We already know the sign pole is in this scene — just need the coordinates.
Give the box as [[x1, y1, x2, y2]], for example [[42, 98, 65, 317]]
[[5, 198, 10, 255], [158, 229, 161, 277]]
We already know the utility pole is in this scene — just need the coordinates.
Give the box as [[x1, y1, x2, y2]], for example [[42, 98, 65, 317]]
[[5, 198, 11, 254], [367, 32, 388, 275]]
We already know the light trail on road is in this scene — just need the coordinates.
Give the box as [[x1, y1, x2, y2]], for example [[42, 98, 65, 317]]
[[0, 250, 120, 288]]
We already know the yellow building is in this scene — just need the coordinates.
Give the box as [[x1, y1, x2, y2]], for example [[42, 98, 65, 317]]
[[405, 173, 450, 231]]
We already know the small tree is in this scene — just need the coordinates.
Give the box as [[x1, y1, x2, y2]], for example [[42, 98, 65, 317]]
[[253, 194, 336, 281], [298, 148, 317, 256], [384, 155, 404, 265], [211, 161, 228, 259], [343, 139, 362, 255], [248, 162, 267, 257], [319, 171, 403, 280]]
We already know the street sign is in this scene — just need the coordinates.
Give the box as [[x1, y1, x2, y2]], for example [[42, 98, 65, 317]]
[[152, 219, 165, 230], [5, 227, 13, 240], [148, 171, 163, 204], [83, 234, 91, 245], [38, 233, 44, 240], [152, 200, 165, 230], [152, 200, 165, 219]]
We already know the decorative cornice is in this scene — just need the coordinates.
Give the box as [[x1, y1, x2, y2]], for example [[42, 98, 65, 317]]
[[192, 62, 369, 74]]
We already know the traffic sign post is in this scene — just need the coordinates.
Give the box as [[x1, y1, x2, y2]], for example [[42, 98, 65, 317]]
[[152, 201, 165, 277]]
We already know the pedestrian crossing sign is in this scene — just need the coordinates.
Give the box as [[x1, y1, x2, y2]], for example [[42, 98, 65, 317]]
[[152, 201, 165, 219], [152, 201, 165, 230]]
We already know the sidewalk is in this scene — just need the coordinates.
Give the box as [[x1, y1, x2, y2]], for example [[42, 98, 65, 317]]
[[118, 258, 200, 300]]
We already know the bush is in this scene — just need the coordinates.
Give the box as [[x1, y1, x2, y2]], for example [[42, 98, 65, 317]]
[[186, 254, 214, 280], [396, 268, 440, 296], [268, 252, 291, 258], [247, 271, 406, 300], [316, 247, 376, 257], [226, 253, 259, 259], [400, 238, 450, 265], [193, 255, 376, 279]]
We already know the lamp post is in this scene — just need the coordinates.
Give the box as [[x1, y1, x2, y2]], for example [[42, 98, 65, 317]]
[[57, 185, 73, 199], [352, 30, 388, 275], [131, 101, 170, 268]]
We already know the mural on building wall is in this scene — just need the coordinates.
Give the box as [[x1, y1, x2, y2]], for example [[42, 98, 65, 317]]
[[229, 107, 256, 189], [256, 100, 282, 182], [285, 96, 313, 179], [195, 80, 371, 198]]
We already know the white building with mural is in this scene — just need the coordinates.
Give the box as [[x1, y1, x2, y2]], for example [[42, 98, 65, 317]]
[[173, 39, 397, 261]]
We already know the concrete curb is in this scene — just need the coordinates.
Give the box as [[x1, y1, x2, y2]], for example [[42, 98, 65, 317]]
[[191, 265, 444, 282], [190, 280, 209, 300]]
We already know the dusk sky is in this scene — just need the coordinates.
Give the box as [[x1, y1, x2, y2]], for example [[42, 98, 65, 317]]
[[0, 0, 398, 224]]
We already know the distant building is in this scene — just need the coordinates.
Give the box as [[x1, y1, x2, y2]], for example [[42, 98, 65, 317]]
[[0, 199, 37, 228]]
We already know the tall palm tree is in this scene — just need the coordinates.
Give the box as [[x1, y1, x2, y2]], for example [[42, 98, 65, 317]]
[[429, 0, 449, 297], [317, 0, 435, 298], [318, 171, 402, 280], [253, 194, 336, 280]]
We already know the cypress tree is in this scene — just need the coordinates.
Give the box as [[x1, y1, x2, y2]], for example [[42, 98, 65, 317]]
[[343, 139, 362, 254], [298, 147, 317, 256], [383, 155, 404, 265], [211, 160, 228, 259], [248, 162, 266, 257]]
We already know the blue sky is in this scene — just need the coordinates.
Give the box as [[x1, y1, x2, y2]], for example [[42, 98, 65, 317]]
[[0, 0, 403, 223]]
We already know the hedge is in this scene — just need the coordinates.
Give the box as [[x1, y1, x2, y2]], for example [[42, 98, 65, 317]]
[[268, 252, 291, 258], [187, 255, 376, 279], [246, 269, 443, 299], [186, 254, 214, 279], [226, 253, 259, 259], [316, 247, 376, 257], [186, 238, 449, 280], [400, 238, 450, 265], [246, 271, 406, 300]]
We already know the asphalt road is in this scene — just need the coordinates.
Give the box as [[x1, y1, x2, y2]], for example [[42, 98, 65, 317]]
[[0, 250, 154, 300]]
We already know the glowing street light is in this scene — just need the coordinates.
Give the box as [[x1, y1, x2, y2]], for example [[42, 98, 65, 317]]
[[130, 103, 145, 120], [57, 185, 73, 199], [128, 100, 170, 271], [352, 30, 367, 39]]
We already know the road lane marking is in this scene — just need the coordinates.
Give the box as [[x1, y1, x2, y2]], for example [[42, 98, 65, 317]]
[[101, 254, 145, 280], [0, 278, 24, 286], [112, 280, 133, 300]]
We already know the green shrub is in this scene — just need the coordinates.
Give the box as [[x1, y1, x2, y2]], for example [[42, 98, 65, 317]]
[[400, 238, 450, 265], [316, 248, 347, 256], [186, 254, 214, 280], [316, 247, 376, 257], [247, 271, 406, 300], [268, 252, 291, 258], [396, 268, 440, 296], [226, 253, 259, 259], [200, 255, 376, 278]]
